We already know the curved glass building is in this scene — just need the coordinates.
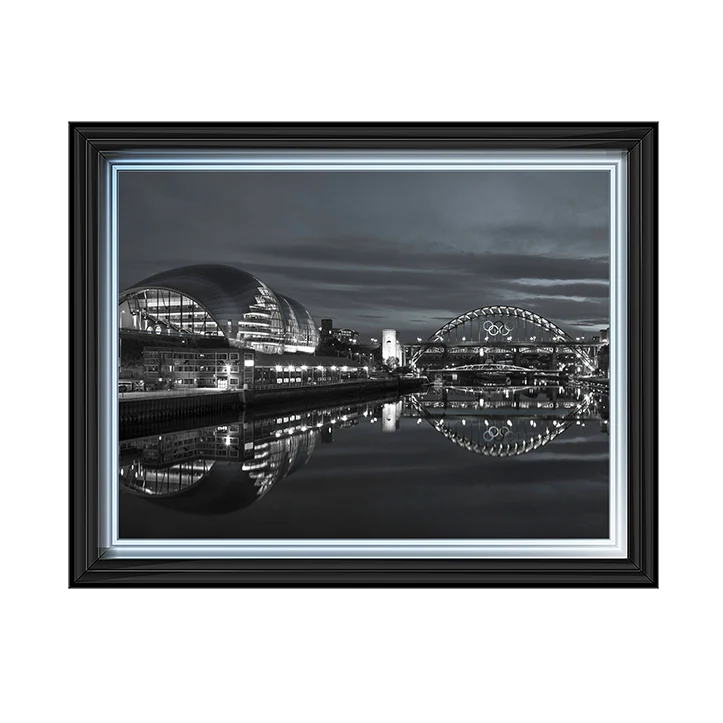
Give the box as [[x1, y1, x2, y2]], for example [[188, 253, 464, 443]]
[[119, 264, 320, 354]]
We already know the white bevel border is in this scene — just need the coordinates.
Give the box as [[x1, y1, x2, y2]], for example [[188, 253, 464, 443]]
[[98, 150, 627, 559]]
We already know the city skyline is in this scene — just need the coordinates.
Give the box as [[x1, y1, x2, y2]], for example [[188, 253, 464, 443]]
[[119, 169, 610, 342]]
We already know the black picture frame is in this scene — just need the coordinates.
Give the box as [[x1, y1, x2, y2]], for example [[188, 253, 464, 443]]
[[70, 123, 657, 587]]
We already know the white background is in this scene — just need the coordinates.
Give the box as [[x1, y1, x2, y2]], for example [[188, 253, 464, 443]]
[[1, 2, 719, 721]]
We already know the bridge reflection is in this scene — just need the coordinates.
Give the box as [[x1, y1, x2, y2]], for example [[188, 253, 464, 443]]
[[120, 385, 608, 513], [407, 385, 607, 458]]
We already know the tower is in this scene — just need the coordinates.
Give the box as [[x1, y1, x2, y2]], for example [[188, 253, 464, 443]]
[[382, 329, 398, 366]]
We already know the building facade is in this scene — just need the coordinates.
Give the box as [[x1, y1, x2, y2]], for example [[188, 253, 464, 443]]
[[320, 318, 334, 338], [142, 346, 368, 391], [331, 327, 359, 345], [119, 264, 320, 355], [143, 347, 254, 391]]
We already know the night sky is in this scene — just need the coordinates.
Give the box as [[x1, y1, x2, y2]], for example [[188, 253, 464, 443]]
[[119, 170, 610, 342]]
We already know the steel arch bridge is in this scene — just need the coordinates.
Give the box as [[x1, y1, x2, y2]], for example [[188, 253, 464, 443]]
[[410, 393, 595, 458], [410, 305, 595, 371]]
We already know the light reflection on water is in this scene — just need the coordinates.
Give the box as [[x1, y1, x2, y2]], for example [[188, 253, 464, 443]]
[[119, 385, 609, 539]]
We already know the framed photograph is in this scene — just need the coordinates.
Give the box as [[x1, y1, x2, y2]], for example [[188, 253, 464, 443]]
[[70, 123, 657, 586]]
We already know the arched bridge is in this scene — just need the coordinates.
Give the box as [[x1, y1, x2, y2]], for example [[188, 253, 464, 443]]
[[410, 305, 597, 372]]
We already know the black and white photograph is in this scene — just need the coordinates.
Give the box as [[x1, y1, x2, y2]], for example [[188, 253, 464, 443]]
[[117, 166, 612, 542]]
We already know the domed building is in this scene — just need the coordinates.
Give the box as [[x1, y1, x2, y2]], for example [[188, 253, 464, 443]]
[[118, 264, 319, 354]]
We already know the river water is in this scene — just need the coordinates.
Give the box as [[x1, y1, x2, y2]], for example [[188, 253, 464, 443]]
[[119, 385, 609, 540]]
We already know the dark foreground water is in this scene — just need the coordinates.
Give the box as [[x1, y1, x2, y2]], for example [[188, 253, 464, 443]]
[[119, 386, 609, 540]]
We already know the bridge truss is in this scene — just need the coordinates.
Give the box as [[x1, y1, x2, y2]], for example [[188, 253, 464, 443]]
[[410, 305, 595, 372]]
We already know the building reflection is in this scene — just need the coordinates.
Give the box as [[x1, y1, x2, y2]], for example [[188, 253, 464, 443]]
[[119, 385, 609, 515], [382, 401, 402, 433], [120, 398, 372, 513]]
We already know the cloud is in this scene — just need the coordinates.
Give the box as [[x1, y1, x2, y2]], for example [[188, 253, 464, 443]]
[[119, 169, 611, 339]]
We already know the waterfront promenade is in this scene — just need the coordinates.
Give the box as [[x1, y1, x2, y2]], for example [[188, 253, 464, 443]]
[[119, 377, 425, 428]]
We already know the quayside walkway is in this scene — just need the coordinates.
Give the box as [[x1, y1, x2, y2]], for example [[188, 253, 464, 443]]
[[118, 377, 424, 427]]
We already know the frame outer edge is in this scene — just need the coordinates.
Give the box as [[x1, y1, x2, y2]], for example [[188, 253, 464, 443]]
[[69, 123, 659, 587]]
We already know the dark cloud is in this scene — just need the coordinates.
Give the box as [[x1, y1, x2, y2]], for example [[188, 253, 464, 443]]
[[119, 169, 610, 340]]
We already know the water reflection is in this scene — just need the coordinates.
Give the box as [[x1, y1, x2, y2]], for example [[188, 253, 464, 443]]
[[120, 385, 608, 518], [120, 398, 374, 513], [410, 384, 608, 457]]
